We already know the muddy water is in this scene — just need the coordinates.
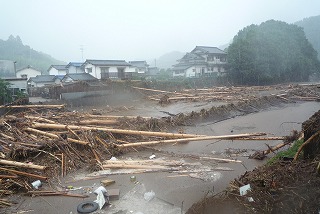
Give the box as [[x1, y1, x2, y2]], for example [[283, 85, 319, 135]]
[[107, 101, 319, 213], [9, 100, 319, 214]]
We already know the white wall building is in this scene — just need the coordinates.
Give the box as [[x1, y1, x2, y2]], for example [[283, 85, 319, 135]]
[[66, 62, 84, 74], [172, 46, 227, 78], [82, 60, 133, 80], [48, 65, 68, 75], [15, 65, 42, 79]]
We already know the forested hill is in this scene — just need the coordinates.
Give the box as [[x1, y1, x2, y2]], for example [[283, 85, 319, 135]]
[[227, 20, 320, 85], [0, 35, 65, 73], [295, 15, 320, 59]]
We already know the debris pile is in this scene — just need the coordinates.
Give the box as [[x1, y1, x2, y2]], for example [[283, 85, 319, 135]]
[[0, 104, 274, 208], [133, 84, 320, 104]]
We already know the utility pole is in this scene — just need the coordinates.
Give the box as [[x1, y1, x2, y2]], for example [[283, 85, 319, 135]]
[[80, 45, 84, 61]]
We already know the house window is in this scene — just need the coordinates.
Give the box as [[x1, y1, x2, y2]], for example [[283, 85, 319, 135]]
[[86, 68, 92, 73], [21, 74, 27, 78], [101, 67, 110, 79]]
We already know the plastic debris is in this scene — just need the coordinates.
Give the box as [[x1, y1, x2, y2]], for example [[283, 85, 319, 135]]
[[31, 180, 42, 189], [239, 184, 251, 196], [149, 154, 156, 159], [144, 190, 155, 201]]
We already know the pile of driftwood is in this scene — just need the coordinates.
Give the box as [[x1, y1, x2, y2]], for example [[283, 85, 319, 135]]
[[132, 84, 320, 104], [0, 104, 287, 207]]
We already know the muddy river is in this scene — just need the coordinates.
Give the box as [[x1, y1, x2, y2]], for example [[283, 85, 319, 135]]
[[9, 98, 319, 214]]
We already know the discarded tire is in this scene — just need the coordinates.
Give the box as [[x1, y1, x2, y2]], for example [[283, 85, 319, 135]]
[[77, 201, 99, 213]]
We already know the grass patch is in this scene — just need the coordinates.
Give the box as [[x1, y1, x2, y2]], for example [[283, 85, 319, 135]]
[[267, 139, 304, 165]]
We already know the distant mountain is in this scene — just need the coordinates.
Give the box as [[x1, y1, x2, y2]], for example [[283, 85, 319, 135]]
[[0, 35, 66, 75], [149, 51, 185, 69], [295, 15, 320, 59]]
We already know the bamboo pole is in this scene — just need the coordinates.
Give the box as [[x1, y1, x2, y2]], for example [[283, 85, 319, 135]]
[[0, 104, 65, 109], [118, 132, 267, 148], [32, 122, 207, 138], [0, 167, 47, 180], [0, 159, 46, 170]]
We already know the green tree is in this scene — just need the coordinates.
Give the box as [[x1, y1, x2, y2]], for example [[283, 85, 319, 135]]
[[0, 78, 12, 104], [227, 20, 320, 85]]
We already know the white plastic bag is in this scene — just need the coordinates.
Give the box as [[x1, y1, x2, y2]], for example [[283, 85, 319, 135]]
[[144, 190, 155, 201]]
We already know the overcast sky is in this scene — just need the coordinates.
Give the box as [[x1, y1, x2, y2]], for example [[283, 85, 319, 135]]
[[1, 0, 319, 62]]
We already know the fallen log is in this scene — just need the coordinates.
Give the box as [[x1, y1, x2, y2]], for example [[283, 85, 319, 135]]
[[294, 130, 320, 161], [0, 159, 46, 170], [25, 115, 56, 124], [0, 104, 65, 109], [0, 167, 47, 180], [78, 119, 118, 126], [27, 191, 89, 198], [200, 157, 242, 163], [131, 86, 191, 97], [32, 122, 206, 138], [118, 132, 267, 147], [24, 127, 89, 145]]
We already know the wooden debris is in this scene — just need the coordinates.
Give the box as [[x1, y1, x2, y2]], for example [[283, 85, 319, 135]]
[[118, 132, 267, 147], [0, 104, 65, 109], [0, 160, 46, 170], [101, 179, 115, 186]]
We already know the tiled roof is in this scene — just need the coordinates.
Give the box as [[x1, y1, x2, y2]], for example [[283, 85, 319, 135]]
[[16, 65, 41, 72], [84, 60, 131, 66], [193, 46, 226, 54], [28, 75, 56, 83], [51, 65, 68, 70], [66, 62, 83, 68], [128, 61, 149, 68], [64, 73, 97, 81]]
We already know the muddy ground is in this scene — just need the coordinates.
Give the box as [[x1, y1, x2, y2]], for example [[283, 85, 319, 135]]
[[1, 83, 320, 214]]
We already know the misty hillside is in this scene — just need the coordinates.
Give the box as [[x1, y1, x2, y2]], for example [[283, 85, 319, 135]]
[[0, 35, 65, 74], [295, 15, 320, 59], [149, 51, 185, 69]]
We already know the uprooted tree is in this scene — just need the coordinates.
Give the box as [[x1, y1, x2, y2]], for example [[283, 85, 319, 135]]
[[227, 20, 320, 85]]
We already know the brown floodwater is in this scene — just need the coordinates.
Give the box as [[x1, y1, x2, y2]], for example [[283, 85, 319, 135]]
[[5, 99, 319, 214]]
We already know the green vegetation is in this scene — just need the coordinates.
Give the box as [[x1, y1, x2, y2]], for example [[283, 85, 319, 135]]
[[0, 78, 12, 104], [227, 20, 320, 85], [0, 35, 65, 75], [295, 15, 320, 60], [267, 139, 304, 165]]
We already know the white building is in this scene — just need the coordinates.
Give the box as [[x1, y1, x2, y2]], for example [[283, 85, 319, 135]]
[[66, 62, 84, 74], [28, 75, 61, 88], [48, 65, 68, 75], [172, 46, 227, 78], [15, 65, 42, 79], [82, 60, 132, 80]]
